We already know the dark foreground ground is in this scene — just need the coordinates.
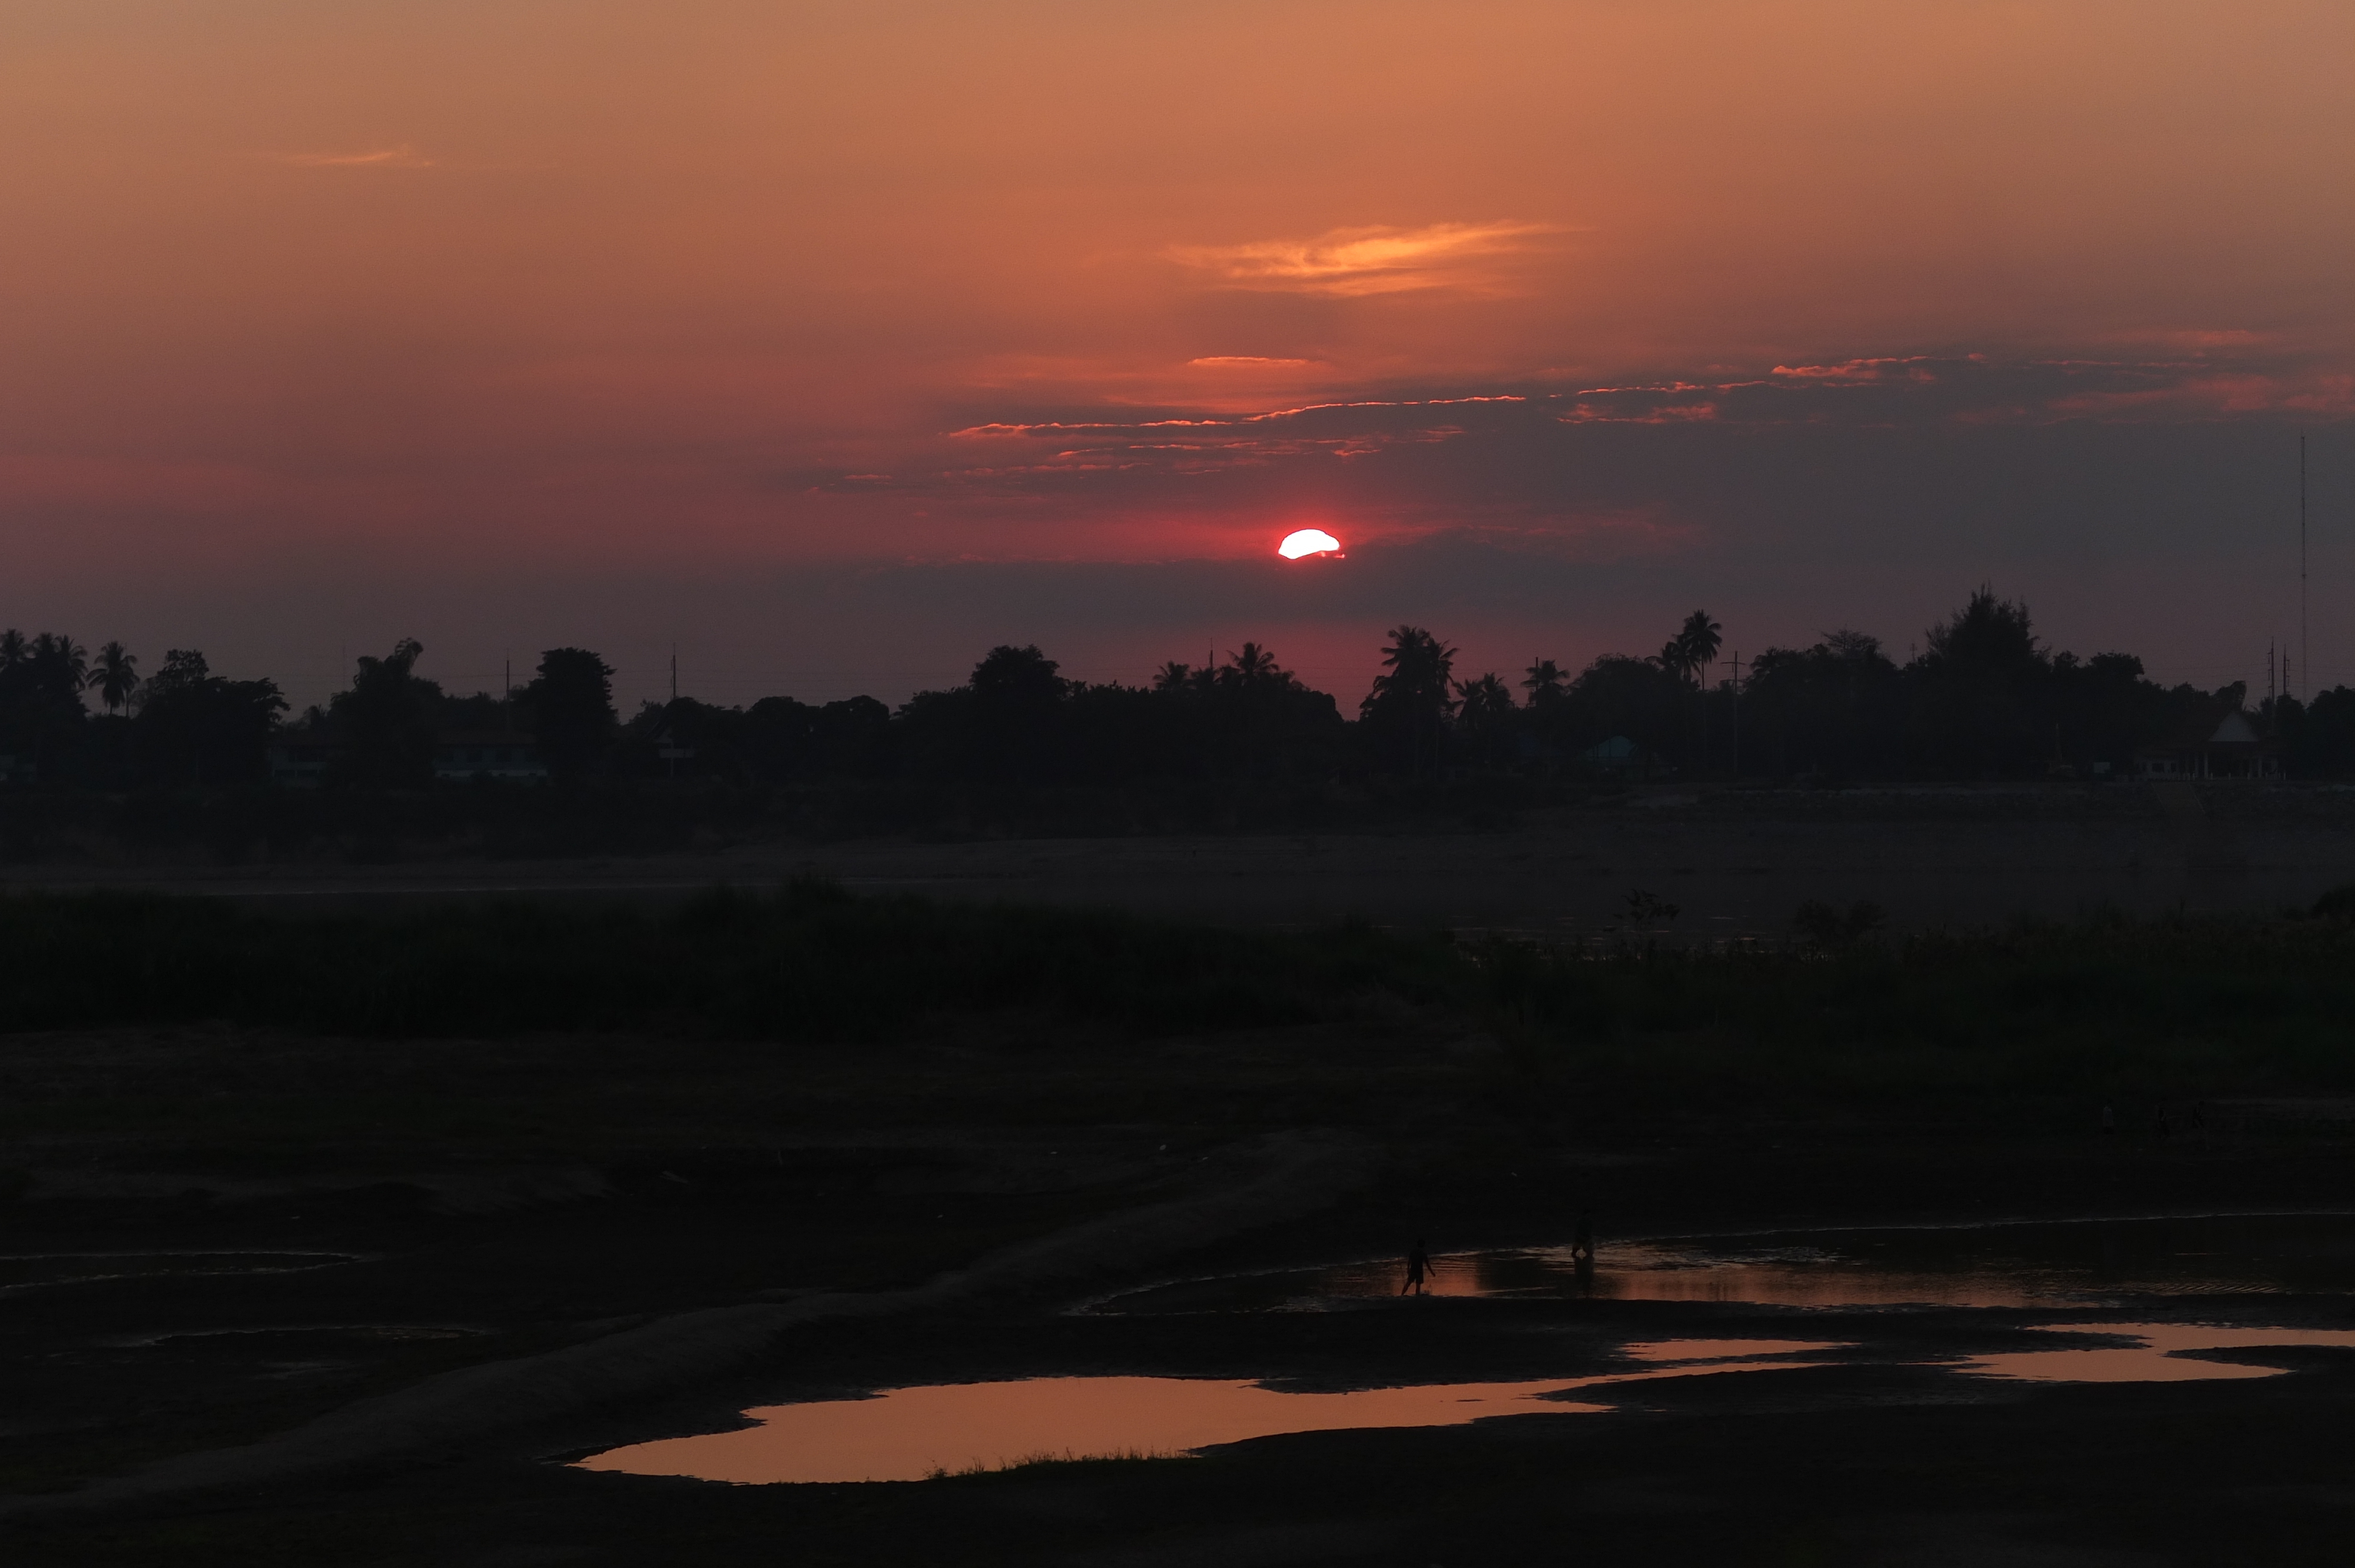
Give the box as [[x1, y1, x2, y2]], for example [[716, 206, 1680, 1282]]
[[8, 878, 2355, 1564], [10, 1035, 2355, 1563]]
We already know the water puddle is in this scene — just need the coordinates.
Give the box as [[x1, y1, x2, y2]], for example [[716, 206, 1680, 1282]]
[[1966, 1323, 2355, 1383], [581, 1215, 2355, 1486], [577, 1344, 1843, 1484], [1098, 1213, 2355, 1313], [0, 1251, 360, 1295]]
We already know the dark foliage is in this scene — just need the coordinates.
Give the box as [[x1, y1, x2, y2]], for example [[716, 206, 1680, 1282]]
[[520, 648, 618, 778], [328, 639, 439, 788], [127, 649, 288, 789], [0, 883, 1457, 1042], [8, 886, 2355, 1111], [6, 584, 2354, 862], [0, 632, 91, 778]]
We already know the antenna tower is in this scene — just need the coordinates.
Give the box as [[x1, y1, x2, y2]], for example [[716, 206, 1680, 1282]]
[[2300, 434, 2308, 699]]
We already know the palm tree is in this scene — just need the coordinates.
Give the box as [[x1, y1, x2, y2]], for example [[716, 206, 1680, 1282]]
[[1454, 672, 1517, 769], [1363, 626, 1457, 719], [1677, 610, 1723, 685], [31, 634, 89, 690], [0, 628, 25, 671], [1225, 642, 1281, 687], [90, 642, 139, 717], [1654, 610, 1723, 686], [1457, 672, 1515, 723], [1521, 659, 1568, 706], [1362, 626, 1458, 778]]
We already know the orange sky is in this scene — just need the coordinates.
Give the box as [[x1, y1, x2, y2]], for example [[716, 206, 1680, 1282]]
[[2, 2, 2350, 705]]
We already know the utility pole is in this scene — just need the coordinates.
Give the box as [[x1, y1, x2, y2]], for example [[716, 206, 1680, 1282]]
[[503, 655, 512, 731], [1725, 650, 1743, 779], [670, 643, 678, 705], [2300, 434, 2309, 699]]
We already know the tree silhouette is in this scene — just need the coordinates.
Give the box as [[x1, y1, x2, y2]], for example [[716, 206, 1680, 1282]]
[[90, 642, 138, 717], [1908, 587, 2050, 776], [0, 630, 24, 672], [1362, 626, 1458, 778], [1521, 659, 1568, 707], [1656, 610, 1723, 686], [331, 638, 440, 787], [1455, 672, 1517, 768], [131, 648, 286, 786], [1457, 672, 1515, 725], [1224, 642, 1281, 689], [35, 634, 89, 690], [1364, 626, 1457, 720], [522, 647, 618, 779]]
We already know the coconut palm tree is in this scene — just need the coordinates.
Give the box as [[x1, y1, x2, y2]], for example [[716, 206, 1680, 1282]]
[[31, 633, 89, 691], [1362, 626, 1458, 778], [89, 642, 139, 717], [1225, 642, 1281, 687], [0, 629, 25, 671], [1655, 610, 1723, 686], [1363, 626, 1457, 719]]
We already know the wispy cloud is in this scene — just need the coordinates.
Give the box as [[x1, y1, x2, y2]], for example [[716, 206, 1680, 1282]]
[[278, 144, 433, 169], [1167, 221, 1562, 296], [1187, 356, 1324, 370]]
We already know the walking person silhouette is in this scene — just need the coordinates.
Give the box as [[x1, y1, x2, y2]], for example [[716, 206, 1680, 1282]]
[[1402, 1238, 1431, 1295]]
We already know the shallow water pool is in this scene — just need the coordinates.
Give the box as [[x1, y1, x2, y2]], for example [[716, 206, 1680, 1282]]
[[576, 1342, 1843, 1484], [577, 1213, 2355, 1486], [1096, 1212, 2355, 1313]]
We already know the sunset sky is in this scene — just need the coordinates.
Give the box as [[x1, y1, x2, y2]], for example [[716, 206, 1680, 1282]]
[[4, 1, 2350, 710]]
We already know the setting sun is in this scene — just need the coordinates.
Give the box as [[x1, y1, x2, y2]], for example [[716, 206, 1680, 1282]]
[[1278, 529, 1343, 560]]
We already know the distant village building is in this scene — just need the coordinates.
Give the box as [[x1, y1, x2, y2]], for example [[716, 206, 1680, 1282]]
[[266, 733, 337, 788], [432, 731, 549, 782], [268, 731, 551, 785], [1582, 735, 1648, 778], [2133, 709, 2277, 780]]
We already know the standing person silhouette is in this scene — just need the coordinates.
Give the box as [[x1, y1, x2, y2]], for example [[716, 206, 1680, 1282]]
[[1402, 1238, 1431, 1295], [1571, 1210, 1594, 1263]]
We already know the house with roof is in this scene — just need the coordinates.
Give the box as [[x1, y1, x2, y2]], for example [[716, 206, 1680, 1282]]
[[2133, 708, 2277, 780]]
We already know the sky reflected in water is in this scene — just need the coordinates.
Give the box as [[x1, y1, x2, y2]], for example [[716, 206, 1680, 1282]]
[[1101, 1214, 2355, 1314], [577, 1348, 1839, 1484], [581, 1216, 2355, 1486], [1966, 1323, 2355, 1383]]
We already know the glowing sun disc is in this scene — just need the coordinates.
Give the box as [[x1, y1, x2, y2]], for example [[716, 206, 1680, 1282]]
[[1278, 529, 1342, 559]]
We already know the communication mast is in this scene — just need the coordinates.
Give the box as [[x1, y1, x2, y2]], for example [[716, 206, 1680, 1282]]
[[2300, 434, 2308, 699]]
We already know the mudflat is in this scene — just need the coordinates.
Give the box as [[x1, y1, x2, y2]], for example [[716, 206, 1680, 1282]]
[[11, 1002, 2355, 1563]]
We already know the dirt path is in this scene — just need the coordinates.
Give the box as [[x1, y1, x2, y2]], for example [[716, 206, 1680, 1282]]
[[3, 1129, 1376, 1516]]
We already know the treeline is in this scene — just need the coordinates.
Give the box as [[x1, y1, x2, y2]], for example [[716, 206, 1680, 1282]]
[[5, 589, 2355, 794]]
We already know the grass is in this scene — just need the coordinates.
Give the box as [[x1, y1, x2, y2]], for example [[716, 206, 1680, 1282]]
[[0, 878, 1460, 1043], [4, 881, 2355, 1114], [1466, 907, 2355, 1110]]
